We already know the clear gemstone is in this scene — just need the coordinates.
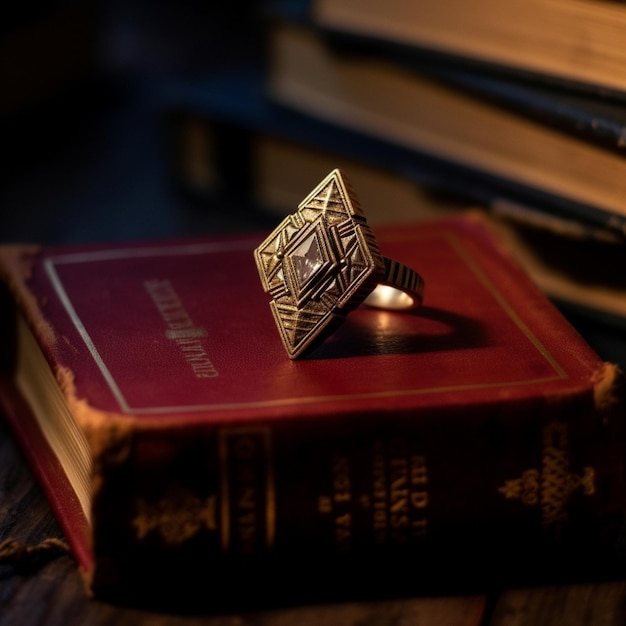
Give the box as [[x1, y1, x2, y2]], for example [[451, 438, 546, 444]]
[[291, 234, 322, 286]]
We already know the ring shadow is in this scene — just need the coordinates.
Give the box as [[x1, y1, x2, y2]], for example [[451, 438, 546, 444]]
[[307, 305, 489, 360]]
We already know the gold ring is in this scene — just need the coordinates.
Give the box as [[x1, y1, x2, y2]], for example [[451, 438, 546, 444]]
[[254, 169, 425, 359]]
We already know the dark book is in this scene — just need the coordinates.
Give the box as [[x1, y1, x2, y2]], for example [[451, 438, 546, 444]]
[[164, 64, 626, 239], [170, 114, 626, 334], [305, 0, 626, 98], [164, 42, 626, 335], [0, 212, 625, 607], [266, 24, 626, 237], [316, 31, 626, 156]]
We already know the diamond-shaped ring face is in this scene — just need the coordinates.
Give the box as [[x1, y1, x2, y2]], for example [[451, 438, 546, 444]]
[[254, 169, 386, 358]]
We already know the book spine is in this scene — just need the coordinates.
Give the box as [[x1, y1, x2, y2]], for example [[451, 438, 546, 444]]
[[89, 383, 625, 598]]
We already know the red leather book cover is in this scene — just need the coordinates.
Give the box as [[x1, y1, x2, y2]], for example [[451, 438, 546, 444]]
[[0, 213, 624, 603]]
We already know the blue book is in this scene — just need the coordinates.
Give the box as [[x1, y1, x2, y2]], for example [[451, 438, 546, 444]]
[[290, 0, 626, 98], [163, 63, 626, 240], [320, 30, 626, 156]]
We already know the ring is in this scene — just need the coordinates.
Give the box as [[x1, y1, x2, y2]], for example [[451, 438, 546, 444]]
[[254, 169, 425, 359]]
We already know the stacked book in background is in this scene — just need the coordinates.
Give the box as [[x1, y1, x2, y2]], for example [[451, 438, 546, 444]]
[[163, 0, 626, 352]]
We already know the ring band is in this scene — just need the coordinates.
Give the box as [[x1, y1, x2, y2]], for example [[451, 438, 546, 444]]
[[364, 257, 424, 311], [254, 169, 425, 359]]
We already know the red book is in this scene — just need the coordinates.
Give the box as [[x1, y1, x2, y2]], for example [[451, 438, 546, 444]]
[[0, 214, 624, 605]]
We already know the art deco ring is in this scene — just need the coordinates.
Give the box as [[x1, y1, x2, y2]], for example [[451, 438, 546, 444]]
[[254, 169, 425, 359]]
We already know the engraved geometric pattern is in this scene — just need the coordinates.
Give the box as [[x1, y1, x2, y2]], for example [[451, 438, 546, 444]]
[[254, 169, 386, 358]]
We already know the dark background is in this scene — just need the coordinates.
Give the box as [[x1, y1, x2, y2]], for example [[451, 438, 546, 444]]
[[1, 0, 273, 245], [2, 4, 626, 624], [2, 0, 625, 367]]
